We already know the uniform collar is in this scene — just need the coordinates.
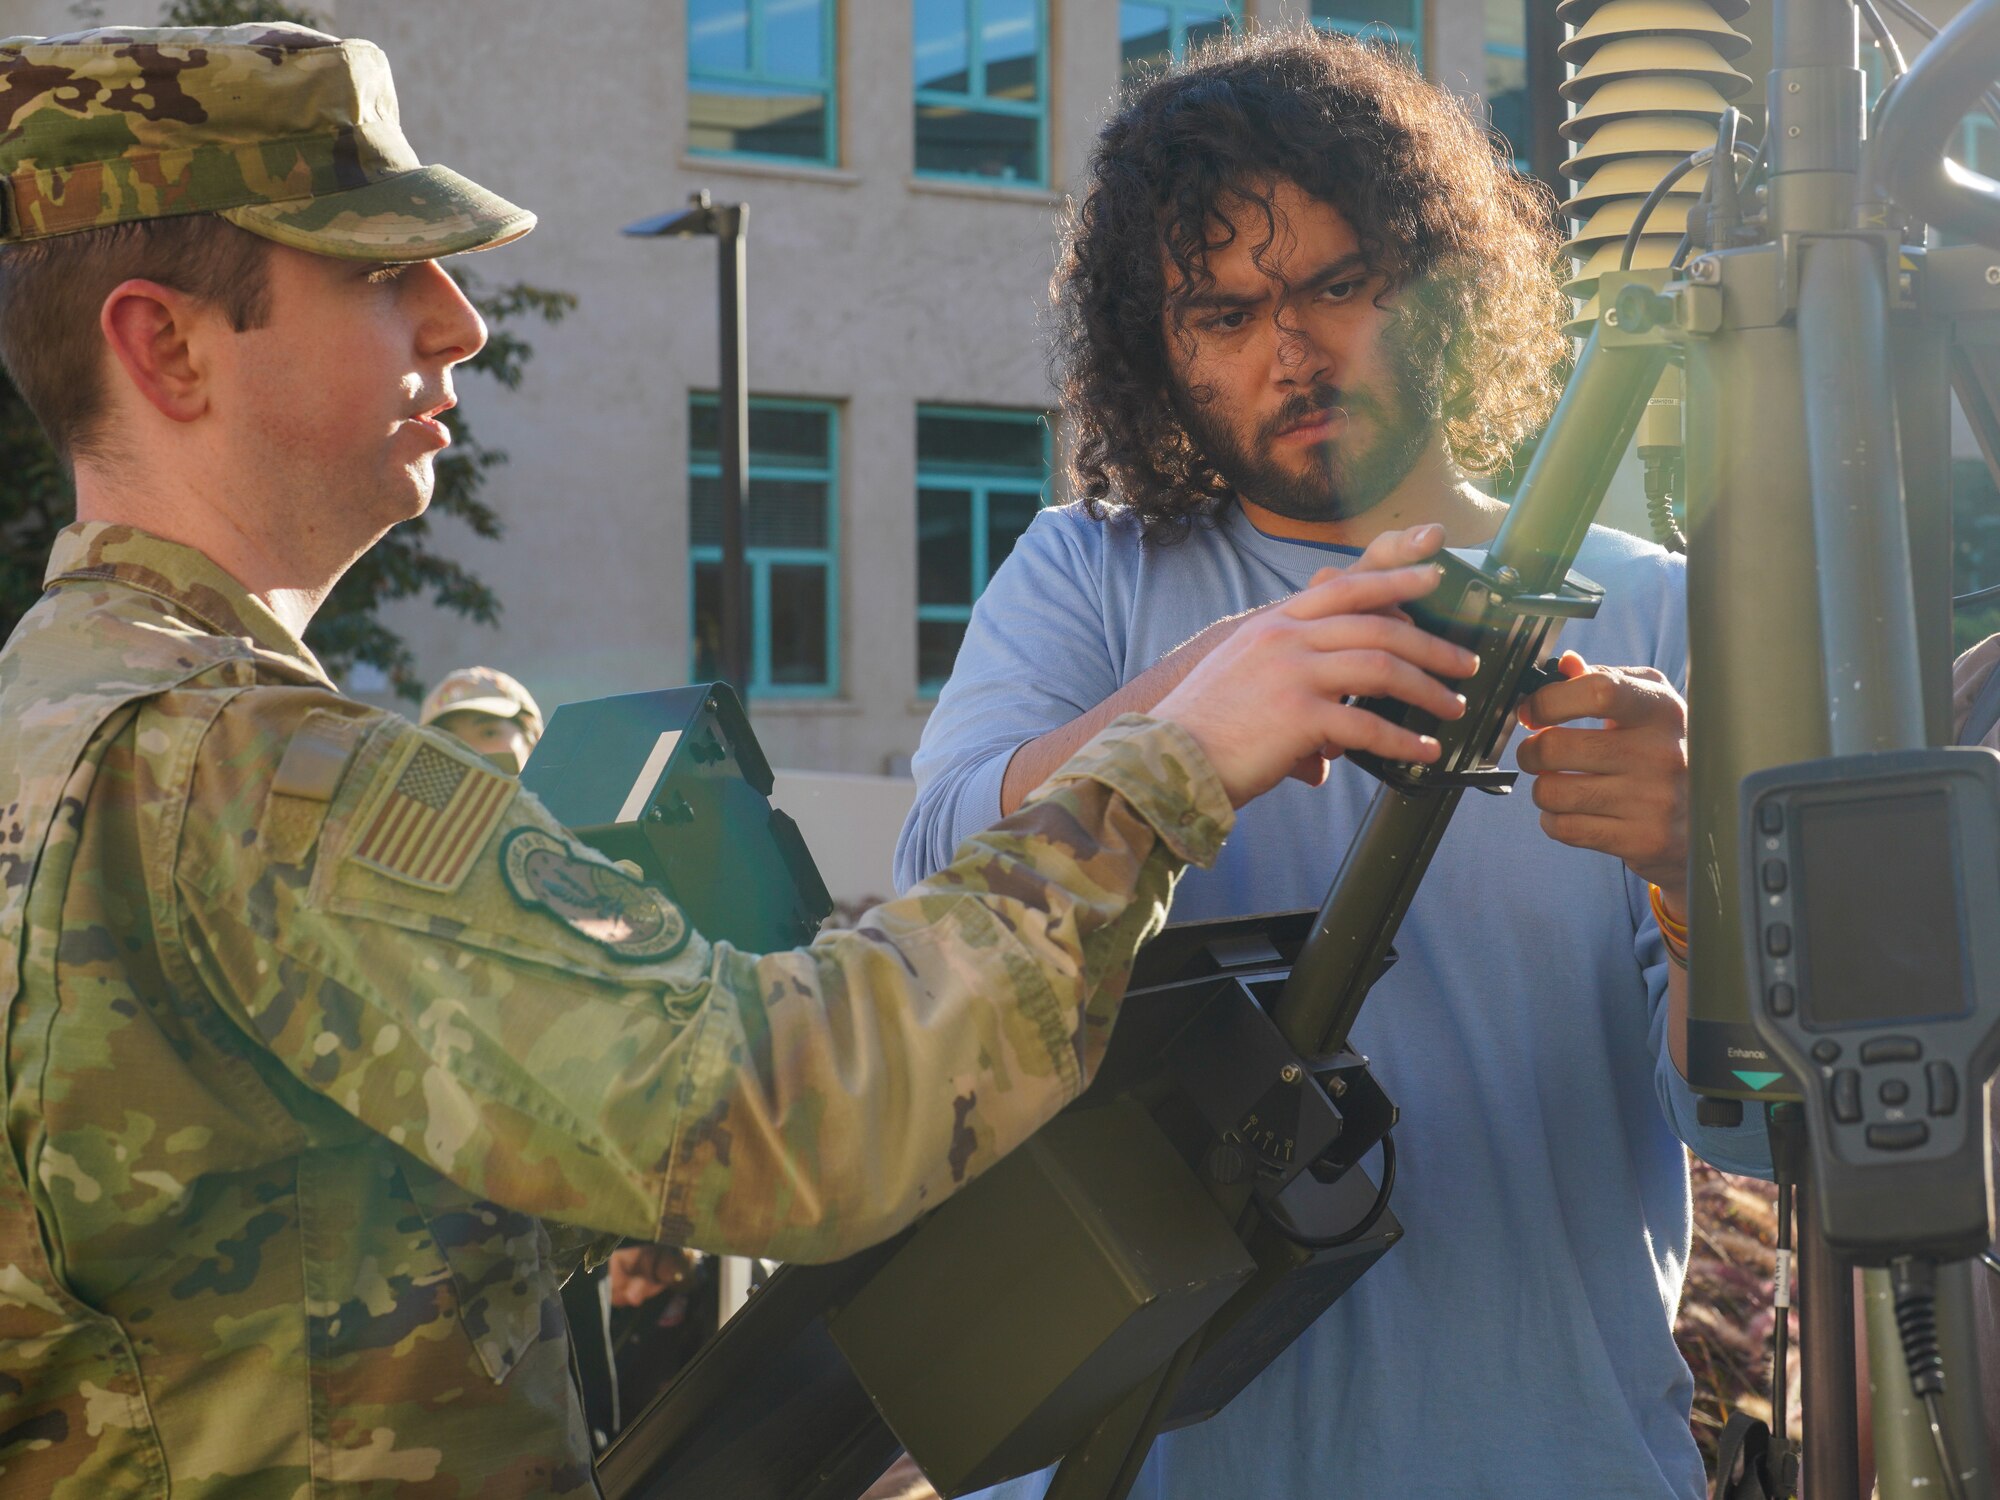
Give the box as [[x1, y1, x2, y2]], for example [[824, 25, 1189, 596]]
[[45, 522, 335, 686]]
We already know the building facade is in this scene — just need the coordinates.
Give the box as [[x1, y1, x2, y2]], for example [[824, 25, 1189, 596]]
[[1, 0, 1979, 779]]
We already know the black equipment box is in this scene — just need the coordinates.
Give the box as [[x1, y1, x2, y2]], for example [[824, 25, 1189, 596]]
[[521, 682, 832, 954]]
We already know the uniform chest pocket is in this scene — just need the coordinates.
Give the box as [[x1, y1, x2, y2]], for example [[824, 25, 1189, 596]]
[[400, 1162, 563, 1385]]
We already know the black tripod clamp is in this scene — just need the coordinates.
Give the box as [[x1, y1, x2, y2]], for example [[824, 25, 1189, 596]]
[[1344, 551, 1604, 795]]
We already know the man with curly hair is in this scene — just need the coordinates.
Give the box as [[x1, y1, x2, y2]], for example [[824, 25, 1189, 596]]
[[898, 27, 1771, 1500]]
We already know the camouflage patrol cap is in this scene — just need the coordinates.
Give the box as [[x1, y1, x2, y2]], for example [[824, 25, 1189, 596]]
[[0, 24, 534, 258], [420, 665, 544, 743]]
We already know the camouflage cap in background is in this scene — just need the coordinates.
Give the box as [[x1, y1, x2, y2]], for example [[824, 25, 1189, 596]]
[[0, 23, 534, 258], [420, 664, 545, 743]]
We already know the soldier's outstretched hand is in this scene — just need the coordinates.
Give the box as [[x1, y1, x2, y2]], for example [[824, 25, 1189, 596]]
[[1152, 556, 1479, 807]]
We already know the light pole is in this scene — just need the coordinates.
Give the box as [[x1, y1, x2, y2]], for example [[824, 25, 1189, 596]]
[[624, 189, 751, 694]]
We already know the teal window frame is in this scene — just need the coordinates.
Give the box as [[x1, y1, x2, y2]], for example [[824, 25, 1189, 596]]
[[915, 405, 1052, 694], [1311, 1, 1423, 64], [689, 394, 842, 698], [1119, 1, 1242, 75], [1482, 0, 1529, 171], [687, 0, 839, 168], [913, 0, 1051, 187]]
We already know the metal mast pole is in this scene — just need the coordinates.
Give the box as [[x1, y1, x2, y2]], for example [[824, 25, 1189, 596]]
[[717, 203, 751, 695]]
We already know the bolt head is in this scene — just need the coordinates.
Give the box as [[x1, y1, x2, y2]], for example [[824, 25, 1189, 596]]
[[1281, 1063, 1302, 1084], [1787, 81, 1801, 93], [1788, 126, 1801, 137], [1987, 265, 2000, 285], [1603, 307, 1621, 326]]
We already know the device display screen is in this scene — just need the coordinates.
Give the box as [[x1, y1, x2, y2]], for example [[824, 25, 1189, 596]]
[[1794, 789, 1971, 1027]]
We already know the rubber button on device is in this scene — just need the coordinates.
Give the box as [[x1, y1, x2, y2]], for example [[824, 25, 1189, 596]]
[[1767, 982, 1795, 1017], [1758, 801, 1784, 834], [1811, 1039, 1842, 1065], [1879, 1079, 1910, 1108], [1860, 1036, 1921, 1064], [1832, 1069, 1862, 1124], [1761, 860, 1788, 893], [1926, 1061, 1959, 1117], [1765, 923, 1792, 957], [1866, 1122, 1929, 1151]]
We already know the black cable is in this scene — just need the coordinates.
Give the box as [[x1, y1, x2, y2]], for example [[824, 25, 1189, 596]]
[[1771, 1175, 1794, 1445], [1890, 1257, 1971, 1500], [1954, 580, 2000, 609], [1619, 153, 1708, 272], [1267, 1135, 1397, 1251], [1619, 146, 1758, 273]]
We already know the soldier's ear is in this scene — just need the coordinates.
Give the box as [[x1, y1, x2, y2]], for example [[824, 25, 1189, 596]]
[[99, 278, 210, 425]]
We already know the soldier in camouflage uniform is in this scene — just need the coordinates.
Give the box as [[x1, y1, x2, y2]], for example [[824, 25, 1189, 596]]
[[0, 24, 1480, 1497]]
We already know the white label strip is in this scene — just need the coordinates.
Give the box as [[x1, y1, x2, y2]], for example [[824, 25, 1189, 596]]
[[617, 731, 683, 825], [1774, 1247, 1794, 1309]]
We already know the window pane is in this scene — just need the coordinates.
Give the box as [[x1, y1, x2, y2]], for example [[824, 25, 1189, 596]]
[[691, 401, 831, 466], [691, 475, 829, 549], [690, 0, 751, 74], [919, 617, 969, 687], [768, 564, 830, 685], [764, 0, 826, 81], [915, 0, 971, 93], [749, 404, 831, 465], [986, 492, 1041, 580], [1483, 0, 1523, 50], [1313, 0, 1419, 34], [918, 411, 1046, 475], [693, 562, 724, 681], [1121, 4, 1172, 78], [1485, 52, 1528, 160], [983, 0, 1041, 103], [690, 86, 829, 159], [919, 488, 975, 605], [1184, 7, 1236, 55], [915, 103, 1038, 180]]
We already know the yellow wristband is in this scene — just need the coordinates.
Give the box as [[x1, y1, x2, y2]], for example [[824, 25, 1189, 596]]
[[1648, 882, 1688, 939], [1649, 883, 1690, 968]]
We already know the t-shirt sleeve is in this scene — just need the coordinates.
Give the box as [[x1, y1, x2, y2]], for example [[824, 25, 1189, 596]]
[[896, 509, 1127, 891], [1635, 866, 1775, 1178]]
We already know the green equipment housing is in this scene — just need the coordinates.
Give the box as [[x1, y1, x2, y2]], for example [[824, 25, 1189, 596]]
[[520, 682, 832, 952]]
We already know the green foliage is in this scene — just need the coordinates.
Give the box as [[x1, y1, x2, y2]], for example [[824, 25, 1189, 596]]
[[159, 0, 324, 26], [1, 0, 573, 701]]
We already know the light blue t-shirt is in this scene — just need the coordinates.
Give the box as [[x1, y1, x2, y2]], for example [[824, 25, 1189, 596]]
[[896, 502, 1772, 1500]]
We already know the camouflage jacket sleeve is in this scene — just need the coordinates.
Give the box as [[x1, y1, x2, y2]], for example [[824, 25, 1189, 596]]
[[172, 688, 1230, 1263]]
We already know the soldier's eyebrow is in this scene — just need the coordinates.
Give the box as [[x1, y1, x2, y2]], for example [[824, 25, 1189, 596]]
[[361, 261, 412, 284]]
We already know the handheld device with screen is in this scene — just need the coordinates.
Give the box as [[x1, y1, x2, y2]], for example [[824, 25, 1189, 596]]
[[1740, 748, 2000, 1262]]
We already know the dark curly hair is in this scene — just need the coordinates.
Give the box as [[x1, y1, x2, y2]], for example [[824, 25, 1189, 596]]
[[1053, 26, 1570, 541]]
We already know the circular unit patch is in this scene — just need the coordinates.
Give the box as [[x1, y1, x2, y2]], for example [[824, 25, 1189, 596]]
[[499, 828, 690, 963]]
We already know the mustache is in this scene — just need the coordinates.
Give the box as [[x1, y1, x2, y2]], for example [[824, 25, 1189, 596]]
[[1258, 386, 1372, 444]]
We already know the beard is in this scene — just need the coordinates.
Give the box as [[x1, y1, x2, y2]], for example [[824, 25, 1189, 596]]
[[1171, 313, 1442, 525]]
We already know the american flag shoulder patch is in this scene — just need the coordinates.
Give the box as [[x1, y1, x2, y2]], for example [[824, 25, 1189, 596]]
[[346, 734, 517, 893]]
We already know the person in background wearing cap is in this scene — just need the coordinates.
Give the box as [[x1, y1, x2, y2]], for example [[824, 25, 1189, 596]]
[[0, 24, 1482, 1497], [420, 664, 545, 774]]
